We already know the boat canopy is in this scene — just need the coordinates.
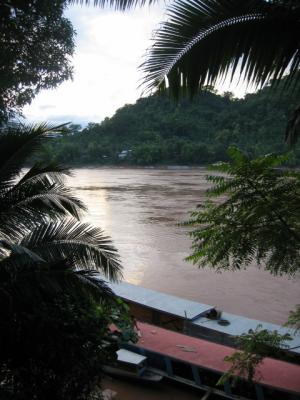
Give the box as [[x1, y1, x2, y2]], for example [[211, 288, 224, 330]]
[[133, 322, 300, 395], [109, 281, 213, 320]]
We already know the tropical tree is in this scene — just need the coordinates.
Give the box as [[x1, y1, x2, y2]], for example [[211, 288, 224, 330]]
[[0, 1, 75, 122], [0, 123, 121, 280], [218, 326, 292, 387], [185, 147, 300, 276], [0, 123, 124, 399]]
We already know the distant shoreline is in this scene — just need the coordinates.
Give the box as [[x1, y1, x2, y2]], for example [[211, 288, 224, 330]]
[[68, 164, 208, 170], [66, 163, 300, 171]]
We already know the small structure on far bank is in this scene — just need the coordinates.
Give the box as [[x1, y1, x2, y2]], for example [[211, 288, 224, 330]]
[[118, 149, 132, 160]]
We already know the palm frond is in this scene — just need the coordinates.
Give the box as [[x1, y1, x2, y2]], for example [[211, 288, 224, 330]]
[[17, 162, 72, 187], [0, 156, 87, 241], [0, 123, 67, 189], [0, 182, 86, 242], [2, 181, 85, 219], [141, 0, 300, 97], [69, 0, 157, 10], [15, 186, 84, 219], [19, 219, 122, 281], [74, 270, 114, 299]]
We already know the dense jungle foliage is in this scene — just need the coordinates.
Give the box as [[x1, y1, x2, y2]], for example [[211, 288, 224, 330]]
[[39, 84, 300, 166]]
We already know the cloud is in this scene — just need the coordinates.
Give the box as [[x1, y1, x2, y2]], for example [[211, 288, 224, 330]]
[[23, 3, 165, 124]]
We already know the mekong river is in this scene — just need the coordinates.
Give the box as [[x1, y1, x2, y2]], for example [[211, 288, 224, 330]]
[[69, 167, 300, 325]]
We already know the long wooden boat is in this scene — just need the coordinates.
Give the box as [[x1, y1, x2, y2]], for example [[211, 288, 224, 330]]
[[106, 280, 300, 360], [120, 322, 300, 400]]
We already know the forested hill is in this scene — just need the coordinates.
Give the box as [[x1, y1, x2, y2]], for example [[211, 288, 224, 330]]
[[40, 85, 300, 166]]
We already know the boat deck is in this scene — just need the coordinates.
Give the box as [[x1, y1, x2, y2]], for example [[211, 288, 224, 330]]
[[135, 322, 300, 395]]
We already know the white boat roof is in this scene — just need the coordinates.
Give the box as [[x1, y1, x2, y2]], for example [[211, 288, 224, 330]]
[[117, 349, 147, 365], [108, 281, 213, 320], [192, 311, 300, 354]]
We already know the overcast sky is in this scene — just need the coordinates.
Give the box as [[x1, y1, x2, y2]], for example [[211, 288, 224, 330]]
[[23, 3, 251, 126]]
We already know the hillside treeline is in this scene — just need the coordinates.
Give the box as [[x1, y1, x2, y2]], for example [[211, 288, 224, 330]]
[[39, 85, 300, 166]]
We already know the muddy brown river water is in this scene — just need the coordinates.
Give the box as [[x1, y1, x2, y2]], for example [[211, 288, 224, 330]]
[[69, 167, 299, 325]]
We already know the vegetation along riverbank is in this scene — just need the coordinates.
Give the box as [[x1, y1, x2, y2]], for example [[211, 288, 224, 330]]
[[38, 80, 300, 167]]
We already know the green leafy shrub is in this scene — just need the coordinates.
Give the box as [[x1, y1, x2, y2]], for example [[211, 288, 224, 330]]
[[186, 147, 300, 276]]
